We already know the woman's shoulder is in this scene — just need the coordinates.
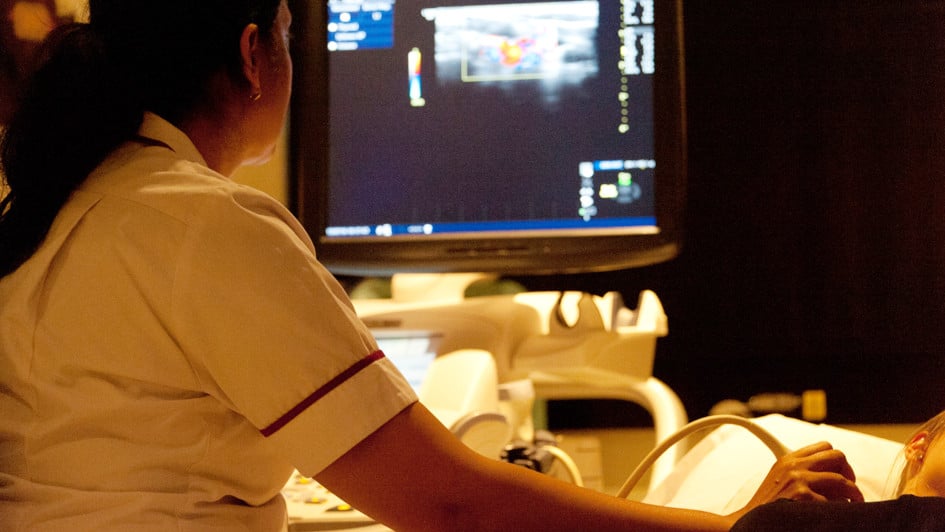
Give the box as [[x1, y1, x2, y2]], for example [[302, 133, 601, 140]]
[[83, 140, 285, 226]]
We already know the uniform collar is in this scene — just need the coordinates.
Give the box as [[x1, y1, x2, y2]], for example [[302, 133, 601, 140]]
[[137, 112, 209, 168]]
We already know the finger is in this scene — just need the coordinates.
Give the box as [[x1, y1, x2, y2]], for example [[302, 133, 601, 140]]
[[787, 441, 835, 457], [783, 444, 857, 483], [777, 473, 861, 503], [806, 472, 865, 503], [788, 489, 828, 502], [801, 449, 858, 483]]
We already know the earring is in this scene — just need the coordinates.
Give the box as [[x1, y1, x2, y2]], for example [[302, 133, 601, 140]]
[[250, 90, 262, 102], [917, 451, 926, 462]]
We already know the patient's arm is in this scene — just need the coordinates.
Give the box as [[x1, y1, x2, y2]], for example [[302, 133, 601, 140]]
[[316, 403, 862, 532]]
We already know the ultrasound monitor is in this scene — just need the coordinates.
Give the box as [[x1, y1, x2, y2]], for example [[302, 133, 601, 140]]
[[288, 0, 687, 276], [372, 330, 441, 391]]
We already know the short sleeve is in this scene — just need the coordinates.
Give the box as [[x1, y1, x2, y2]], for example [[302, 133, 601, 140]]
[[169, 185, 417, 474]]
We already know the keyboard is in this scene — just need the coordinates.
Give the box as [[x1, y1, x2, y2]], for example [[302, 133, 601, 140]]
[[283, 471, 386, 530]]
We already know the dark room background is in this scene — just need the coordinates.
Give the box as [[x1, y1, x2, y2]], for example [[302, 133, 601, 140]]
[[515, 1, 945, 426]]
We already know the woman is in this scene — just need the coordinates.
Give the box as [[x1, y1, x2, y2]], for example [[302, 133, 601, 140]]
[[0, 1, 862, 530], [731, 411, 945, 531]]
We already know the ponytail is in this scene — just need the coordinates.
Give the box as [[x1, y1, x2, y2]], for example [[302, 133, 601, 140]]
[[0, 23, 143, 276], [0, 0, 283, 277]]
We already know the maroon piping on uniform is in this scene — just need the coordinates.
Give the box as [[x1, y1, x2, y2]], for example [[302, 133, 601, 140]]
[[260, 351, 386, 437]]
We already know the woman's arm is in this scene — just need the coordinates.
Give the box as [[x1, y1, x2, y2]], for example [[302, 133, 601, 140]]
[[316, 403, 862, 531]]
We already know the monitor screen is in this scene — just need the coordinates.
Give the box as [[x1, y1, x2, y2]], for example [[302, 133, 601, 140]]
[[373, 330, 441, 391], [289, 0, 686, 276]]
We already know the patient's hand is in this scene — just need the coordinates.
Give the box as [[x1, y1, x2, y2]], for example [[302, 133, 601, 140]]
[[730, 441, 864, 519]]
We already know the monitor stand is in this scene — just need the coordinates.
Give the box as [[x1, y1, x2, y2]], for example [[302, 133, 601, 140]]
[[388, 272, 499, 303]]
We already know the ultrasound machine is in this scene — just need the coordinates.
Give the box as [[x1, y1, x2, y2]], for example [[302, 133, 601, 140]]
[[284, 0, 687, 528]]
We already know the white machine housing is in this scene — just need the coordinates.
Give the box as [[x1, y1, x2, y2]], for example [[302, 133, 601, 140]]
[[354, 274, 688, 488]]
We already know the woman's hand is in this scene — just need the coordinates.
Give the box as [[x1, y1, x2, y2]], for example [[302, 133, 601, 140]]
[[730, 441, 864, 520]]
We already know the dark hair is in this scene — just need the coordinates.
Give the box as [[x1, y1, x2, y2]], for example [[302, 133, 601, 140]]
[[0, 0, 283, 277]]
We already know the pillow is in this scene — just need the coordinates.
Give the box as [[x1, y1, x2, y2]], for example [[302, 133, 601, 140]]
[[642, 414, 905, 514]]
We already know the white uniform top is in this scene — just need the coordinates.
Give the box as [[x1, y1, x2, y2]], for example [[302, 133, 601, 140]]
[[0, 114, 417, 531]]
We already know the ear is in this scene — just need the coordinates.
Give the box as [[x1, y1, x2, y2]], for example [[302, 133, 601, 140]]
[[239, 23, 262, 98], [906, 431, 931, 463]]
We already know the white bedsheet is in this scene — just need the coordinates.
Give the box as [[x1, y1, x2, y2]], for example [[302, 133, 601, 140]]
[[641, 415, 905, 514]]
